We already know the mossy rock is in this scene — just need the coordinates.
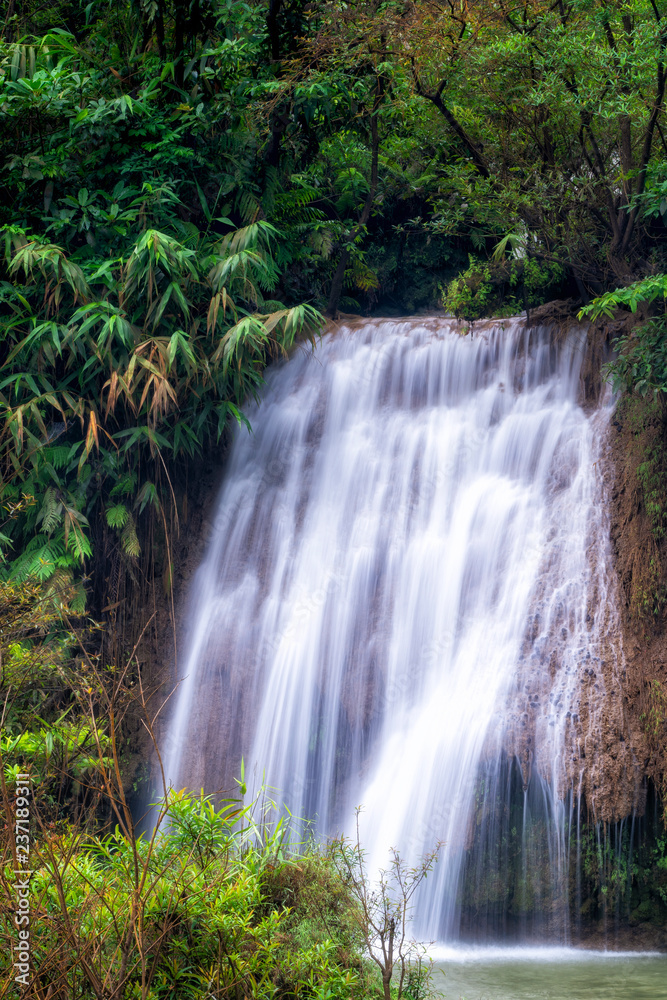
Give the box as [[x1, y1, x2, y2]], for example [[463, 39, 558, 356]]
[[632, 899, 661, 923]]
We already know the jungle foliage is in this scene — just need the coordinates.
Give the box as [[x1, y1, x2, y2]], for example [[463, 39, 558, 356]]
[[3, 0, 667, 615], [0, 583, 438, 999], [3, 1, 667, 989]]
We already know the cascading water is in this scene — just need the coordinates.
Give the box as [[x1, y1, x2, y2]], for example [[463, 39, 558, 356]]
[[164, 316, 629, 943]]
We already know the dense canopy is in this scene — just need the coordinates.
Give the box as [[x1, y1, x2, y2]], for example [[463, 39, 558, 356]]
[[2, 0, 667, 606]]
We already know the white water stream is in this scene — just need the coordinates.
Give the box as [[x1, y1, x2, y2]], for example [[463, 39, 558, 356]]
[[164, 317, 620, 942]]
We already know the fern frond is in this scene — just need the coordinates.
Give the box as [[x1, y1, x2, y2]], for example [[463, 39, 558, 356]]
[[38, 487, 63, 535], [237, 189, 262, 225], [66, 523, 92, 563], [106, 504, 129, 529], [120, 516, 141, 558], [43, 446, 71, 470]]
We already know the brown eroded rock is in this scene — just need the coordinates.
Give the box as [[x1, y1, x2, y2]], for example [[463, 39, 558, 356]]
[[503, 314, 653, 823]]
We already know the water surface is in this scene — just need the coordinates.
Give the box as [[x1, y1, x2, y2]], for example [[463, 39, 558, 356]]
[[433, 948, 667, 999]]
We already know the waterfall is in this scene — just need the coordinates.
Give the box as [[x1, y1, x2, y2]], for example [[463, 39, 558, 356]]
[[164, 316, 625, 943]]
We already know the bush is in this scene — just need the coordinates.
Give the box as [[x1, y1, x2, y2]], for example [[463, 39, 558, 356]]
[[0, 787, 367, 1000], [442, 254, 564, 320]]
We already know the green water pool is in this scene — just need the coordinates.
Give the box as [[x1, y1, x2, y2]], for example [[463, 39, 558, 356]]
[[431, 947, 667, 999]]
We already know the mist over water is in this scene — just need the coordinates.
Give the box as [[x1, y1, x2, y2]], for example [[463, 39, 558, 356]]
[[165, 317, 621, 943]]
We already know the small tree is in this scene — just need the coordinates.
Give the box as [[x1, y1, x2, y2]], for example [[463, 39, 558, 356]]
[[332, 808, 440, 1000]]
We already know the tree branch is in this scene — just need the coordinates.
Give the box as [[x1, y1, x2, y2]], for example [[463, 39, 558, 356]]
[[411, 61, 490, 178], [620, 25, 667, 252]]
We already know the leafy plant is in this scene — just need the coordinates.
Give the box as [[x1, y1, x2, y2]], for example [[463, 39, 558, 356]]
[[0, 218, 322, 610], [331, 809, 439, 1000], [442, 256, 495, 320]]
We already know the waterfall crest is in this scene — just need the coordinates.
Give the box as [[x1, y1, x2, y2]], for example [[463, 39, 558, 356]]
[[164, 316, 628, 942]]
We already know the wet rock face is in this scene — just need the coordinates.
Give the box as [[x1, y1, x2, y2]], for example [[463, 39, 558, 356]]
[[166, 316, 628, 941], [606, 392, 667, 814], [151, 313, 665, 944], [498, 323, 660, 833], [500, 358, 647, 825], [459, 754, 667, 947], [501, 314, 667, 826]]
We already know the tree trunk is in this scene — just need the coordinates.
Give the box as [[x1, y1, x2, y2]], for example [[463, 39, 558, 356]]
[[174, 0, 187, 87], [154, 0, 166, 61], [263, 3, 285, 169], [325, 248, 351, 320], [265, 107, 290, 169], [326, 110, 380, 318], [267, 0, 282, 61], [412, 65, 490, 179], [381, 917, 395, 1000]]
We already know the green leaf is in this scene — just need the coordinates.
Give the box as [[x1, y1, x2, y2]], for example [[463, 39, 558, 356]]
[[106, 504, 129, 529]]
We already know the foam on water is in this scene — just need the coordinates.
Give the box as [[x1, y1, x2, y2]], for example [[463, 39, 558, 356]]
[[429, 946, 664, 963]]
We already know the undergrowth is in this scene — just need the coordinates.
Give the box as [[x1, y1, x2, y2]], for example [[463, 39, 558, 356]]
[[0, 580, 438, 1000], [441, 253, 565, 320]]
